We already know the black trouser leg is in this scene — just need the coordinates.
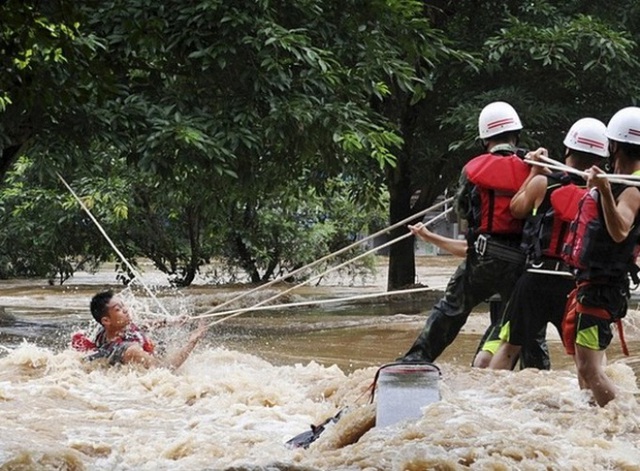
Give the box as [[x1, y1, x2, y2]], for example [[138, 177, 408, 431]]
[[519, 326, 551, 370], [401, 305, 470, 362], [399, 255, 525, 364]]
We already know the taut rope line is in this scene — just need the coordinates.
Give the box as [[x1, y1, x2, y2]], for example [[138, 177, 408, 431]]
[[198, 196, 454, 317], [57, 173, 171, 317], [192, 284, 449, 320], [205, 208, 453, 327]]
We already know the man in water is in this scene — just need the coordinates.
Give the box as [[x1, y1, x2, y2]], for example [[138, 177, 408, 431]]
[[73, 290, 207, 370]]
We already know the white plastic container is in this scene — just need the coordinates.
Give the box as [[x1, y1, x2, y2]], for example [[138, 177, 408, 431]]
[[374, 362, 441, 427]]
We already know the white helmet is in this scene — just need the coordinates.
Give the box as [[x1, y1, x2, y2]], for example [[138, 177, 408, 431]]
[[563, 117, 609, 157], [478, 101, 523, 139], [605, 107, 640, 145]]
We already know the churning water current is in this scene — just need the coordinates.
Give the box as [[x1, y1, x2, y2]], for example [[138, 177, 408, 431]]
[[1, 258, 640, 470]]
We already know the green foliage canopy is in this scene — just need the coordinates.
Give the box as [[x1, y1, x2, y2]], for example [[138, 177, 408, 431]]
[[3, 0, 640, 288]]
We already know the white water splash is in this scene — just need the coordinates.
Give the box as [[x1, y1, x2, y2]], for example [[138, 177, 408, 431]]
[[0, 343, 639, 470]]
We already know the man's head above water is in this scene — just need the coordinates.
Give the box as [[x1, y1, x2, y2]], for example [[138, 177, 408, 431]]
[[89, 290, 131, 332]]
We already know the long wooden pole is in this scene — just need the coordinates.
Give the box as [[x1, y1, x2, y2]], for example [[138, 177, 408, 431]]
[[526, 158, 640, 187]]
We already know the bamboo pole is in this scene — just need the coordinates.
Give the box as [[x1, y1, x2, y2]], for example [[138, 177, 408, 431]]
[[525, 158, 640, 187]]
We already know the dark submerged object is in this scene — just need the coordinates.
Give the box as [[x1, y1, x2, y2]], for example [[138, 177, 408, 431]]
[[285, 409, 345, 449], [285, 361, 442, 448]]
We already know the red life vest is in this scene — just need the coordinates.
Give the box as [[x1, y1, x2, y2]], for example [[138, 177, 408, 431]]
[[464, 152, 530, 237], [71, 332, 96, 351], [547, 182, 587, 257], [562, 185, 640, 280], [71, 324, 155, 354], [521, 173, 587, 262]]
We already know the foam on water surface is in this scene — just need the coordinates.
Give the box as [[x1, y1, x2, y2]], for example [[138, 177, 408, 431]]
[[0, 344, 639, 470], [1, 259, 640, 470]]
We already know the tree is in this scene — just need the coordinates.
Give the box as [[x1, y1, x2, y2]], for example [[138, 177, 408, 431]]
[[4, 0, 640, 291], [72, 0, 434, 285], [0, 1, 113, 181], [2, 0, 433, 285], [217, 176, 383, 284], [0, 155, 115, 283]]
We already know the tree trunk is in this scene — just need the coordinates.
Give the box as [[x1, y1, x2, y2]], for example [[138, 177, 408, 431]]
[[234, 234, 261, 283], [382, 88, 425, 291], [386, 154, 418, 291], [180, 205, 202, 287]]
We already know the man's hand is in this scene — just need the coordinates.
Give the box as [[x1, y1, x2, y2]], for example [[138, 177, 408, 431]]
[[408, 222, 432, 241], [586, 165, 611, 193], [524, 147, 551, 175], [190, 320, 209, 342], [524, 147, 548, 163]]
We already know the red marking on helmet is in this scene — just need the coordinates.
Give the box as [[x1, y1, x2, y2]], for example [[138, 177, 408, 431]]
[[576, 137, 605, 149], [629, 128, 640, 136], [487, 118, 515, 129]]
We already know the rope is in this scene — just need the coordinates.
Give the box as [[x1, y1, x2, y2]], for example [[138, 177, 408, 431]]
[[198, 196, 454, 317], [192, 284, 449, 320], [57, 173, 171, 317], [205, 209, 453, 327]]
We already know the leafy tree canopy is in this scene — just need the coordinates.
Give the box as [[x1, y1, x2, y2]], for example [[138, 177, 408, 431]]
[[3, 0, 640, 288]]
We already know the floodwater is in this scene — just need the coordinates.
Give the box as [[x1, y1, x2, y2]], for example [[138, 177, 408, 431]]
[[1, 257, 640, 470]]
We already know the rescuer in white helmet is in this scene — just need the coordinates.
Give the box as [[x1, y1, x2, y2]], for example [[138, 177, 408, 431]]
[[400, 101, 548, 368], [561, 107, 640, 406], [489, 117, 609, 372]]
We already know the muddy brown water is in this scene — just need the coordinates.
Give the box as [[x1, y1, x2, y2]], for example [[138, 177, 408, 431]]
[[1, 255, 638, 375], [2, 256, 640, 470]]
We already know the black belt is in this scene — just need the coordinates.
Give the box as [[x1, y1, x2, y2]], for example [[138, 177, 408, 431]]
[[474, 234, 525, 265]]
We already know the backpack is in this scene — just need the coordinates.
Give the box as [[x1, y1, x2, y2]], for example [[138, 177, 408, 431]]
[[521, 173, 586, 262]]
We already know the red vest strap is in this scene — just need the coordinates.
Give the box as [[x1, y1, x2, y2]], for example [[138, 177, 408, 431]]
[[565, 283, 630, 356], [562, 288, 578, 355], [616, 320, 630, 356]]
